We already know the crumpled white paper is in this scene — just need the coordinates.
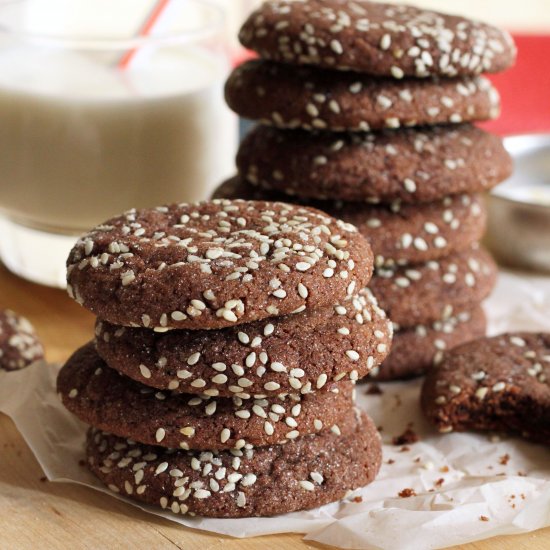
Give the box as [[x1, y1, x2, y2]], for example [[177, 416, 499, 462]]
[[1, 270, 550, 550]]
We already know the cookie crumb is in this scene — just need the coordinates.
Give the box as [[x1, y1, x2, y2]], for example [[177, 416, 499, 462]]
[[480, 515, 490, 522], [398, 488, 417, 498], [392, 426, 419, 445]]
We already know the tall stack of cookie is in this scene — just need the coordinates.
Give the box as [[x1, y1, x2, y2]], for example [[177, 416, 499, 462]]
[[218, 0, 516, 381], [58, 199, 393, 517]]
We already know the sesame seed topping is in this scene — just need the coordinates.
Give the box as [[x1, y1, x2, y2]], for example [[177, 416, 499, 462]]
[[300, 480, 315, 491]]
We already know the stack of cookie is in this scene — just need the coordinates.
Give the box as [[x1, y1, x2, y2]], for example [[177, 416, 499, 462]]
[[58, 199, 393, 517], [219, 0, 516, 381]]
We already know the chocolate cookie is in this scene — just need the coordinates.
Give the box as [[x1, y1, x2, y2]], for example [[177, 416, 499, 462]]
[[226, 60, 500, 131], [236, 124, 512, 203], [421, 333, 550, 444], [94, 289, 392, 398], [67, 200, 373, 330], [0, 309, 44, 372], [239, 0, 516, 77], [86, 408, 382, 517], [58, 343, 354, 451], [213, 178, 487, 268], [370, 246, 497, 328], [370, 306, 486, 381]]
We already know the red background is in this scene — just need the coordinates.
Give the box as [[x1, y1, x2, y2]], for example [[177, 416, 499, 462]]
[[483, 34, 550, 136]]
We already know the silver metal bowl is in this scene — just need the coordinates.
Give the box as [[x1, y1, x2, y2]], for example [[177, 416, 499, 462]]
[[485, 134, 550, 273]]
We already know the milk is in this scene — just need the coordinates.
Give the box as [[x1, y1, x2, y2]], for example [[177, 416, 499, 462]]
[[0, 45, 238, 232]]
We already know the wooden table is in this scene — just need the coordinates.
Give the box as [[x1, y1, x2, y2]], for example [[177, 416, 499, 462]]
[[0, 263, 548, 550]]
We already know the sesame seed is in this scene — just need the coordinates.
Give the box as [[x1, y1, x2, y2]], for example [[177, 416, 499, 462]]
[[220, 428, 231, 443], [391, 66, 405, 78], [300, 480, 315, 491], [285, 417, 298, 428], [403, 178, 417, 193], [306, 103, 319, 117], [237, 332, 250, 344], [380, 34, 392, 50], [139, 364, 152, 379], [377, 95, 393, 109], [187, 352, 201, 365], [237, 492, 246, 508], [121, 270, 135, 286], [424, 222, 439, 234], [271, 362, 286, 372], [510, 336, 526, 347], [476, 387, 489, 400], [330, 39, 343, 54], [155, 462, 168, 475], [310, 472, 324, 484], [316, 373, 328, 389], [240, 473, 257, 487], [252, 405, 267, 418]]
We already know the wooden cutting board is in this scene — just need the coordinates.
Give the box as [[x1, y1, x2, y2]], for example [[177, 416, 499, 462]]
[[0, 263, 548, 549]]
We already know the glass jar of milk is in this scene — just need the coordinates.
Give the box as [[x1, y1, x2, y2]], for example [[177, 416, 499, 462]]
[[0, 0, 238, 287]]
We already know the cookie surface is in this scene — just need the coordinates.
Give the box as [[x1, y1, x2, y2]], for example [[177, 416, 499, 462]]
[[370, 306, 486, 381], [237, 124, 512, 203], [86, 408, 382, 517], [214, 178, 487, 268], [0, 309, 44, 372], [67, 200, 373, 330], [95, 289, 392, 398], [58, 343, 354, 451], [226, 60, 500, 132], [239, 0, 515, 77], [370, 246, 497, 328], [421, 333, 550, 444]]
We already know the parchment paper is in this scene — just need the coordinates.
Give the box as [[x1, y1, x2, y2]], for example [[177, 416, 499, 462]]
[[1, 270, 549, 550]]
